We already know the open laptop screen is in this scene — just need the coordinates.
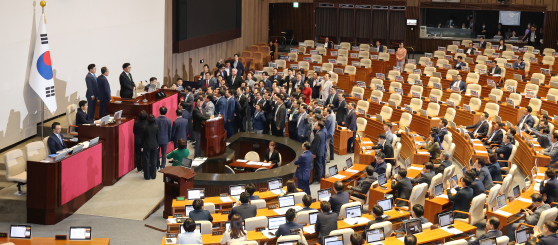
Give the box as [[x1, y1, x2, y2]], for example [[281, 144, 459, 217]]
[[378, 174, 387, 186], [346, 157, 353, 168], [434, 183, 444, 197], [345, 205, 362, 218], [69, 227, 91, 240], [187, 188, 205, 200], [318, 188, 332, 201], [309, 212, 319, 225], [366, 228, 385, 243], [438, 212, 454, 227], [515, 228, 529, 244], [10, 225, 32, 239], [268, 179, 283, 191], [377, 198, 392, 211], [404, 219, 423, 235], [229, 185, 246, 197], [278, 195, 295, 208], [268, 216, 286, 230]]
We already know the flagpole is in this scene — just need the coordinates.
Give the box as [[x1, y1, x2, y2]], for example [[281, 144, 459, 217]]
[[40, 1, 46, 139]]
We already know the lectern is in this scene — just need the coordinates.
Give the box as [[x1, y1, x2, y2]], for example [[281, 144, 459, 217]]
[[160, 166, 196, 218], [200, 117, 227, 157]]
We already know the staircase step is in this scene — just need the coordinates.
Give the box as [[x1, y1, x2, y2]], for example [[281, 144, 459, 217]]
[[0, 181, 13, 191], [0, 170, 6, 182]]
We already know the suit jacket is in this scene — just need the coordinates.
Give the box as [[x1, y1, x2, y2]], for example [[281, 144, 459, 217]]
[[155, 116, 172, 145], [298, 206, 317, 213], [325, 93, 339, 108], [464, 48, 476, 55], [523, 30, 541, 46], [540, 177, 558, 204], [203, 101, 215, 117], [351, 176, 377, 194], [325, 115, 335, 137], [192, 107, 209, 132], [543, 142, 558, 164], [253, 111, 266, 131], [296, 112, 310, 137], [470, 179, 486, 197], [310, 129, 326, 157], [269, 74, 283, 85], [275, 221, 303, 237], [133, 120, 148, 145], [97, 75, 111, 102], [497, 44, 507, 51], [76, 109, 94, 127], [517, 114, 535, 130], [372, 143, 394, 164], [411, 171, 435, 187], [231, 61, 245, 76], [315, 212, 339, 243], [85, 73, 99, 99], [454, 62, 467, 70], [171, 117, 188, 143], [142, 123, 159, 150], [294, 151, 312, 180], [424, 141, 441, 160], [264, 149, 280, 164], [119, 71, 135, 98], [274, 104, 286, 129], [486, 129, 504, 145], [249, 195, 260, 200], [468, 230, 502, 245], [228, 203, 257, 220], [229, 75, 243, 90], [391, 177, 413, 206], [373, 161, 387, 176], [188, 209, 213, 222], [346, 110, 357, 131], [477, 166, 494, 190], [448, 186, 473, 214], [495, 142, 513, 160], [323, 41, 334, 49], [488, 163, 502, 182], [47, 133, 67, 154], [449, 80, 467, 93], [478, 41, 487, 49], [215, 97, 227, 118], [329, 191, 350, 214], [319, 80, 333, 100], [526, 204, 551, 225], [488, 66, 502, 76], [538, 234, 558, 245], [437, 127, 448, 143], [466, 120, 489, 136], [309, 78, 321, 98], [226, 97, 235, 122], [199, 78, 217, 89], [373, 45, 384, 53], [335, 100, 347, 125]]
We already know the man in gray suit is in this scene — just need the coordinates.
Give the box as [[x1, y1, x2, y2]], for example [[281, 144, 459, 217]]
[[275, 208, 303, 237], [228, 192, 257, 221], [155, 106, 172, 169], [203, 94, 215, 117], [474, 157, 494, 190], [171, 109, 188, 149], [271, 94, 286, 137], [384, 122, 394, 147], [315, 201, 338, 245], [183, 86, 194, 104], [508, 193, 550, 241], [85, 64, 99, 120], [468, 217, 502, 245], [540, 132, 558, 167]]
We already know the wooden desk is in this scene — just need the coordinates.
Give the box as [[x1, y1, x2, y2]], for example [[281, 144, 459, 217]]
[[400, 133, 432, 165], [228, 159, 275, 170], [320, 164, 367, 191], [381, 220, 477, 244], [355, 137, 378, 166], [201, 117, 227, 157], [0, 237, 110, 245], [334, 128, 352, 155], [27, 143, 104, 225], [512, 133, 550, 176], [367, 164, 424, 206]]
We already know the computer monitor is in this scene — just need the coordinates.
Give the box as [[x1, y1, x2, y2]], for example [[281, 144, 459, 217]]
[[229, 184, 246, 198], [366, 228, 386, 243], [393, 166, 400, 176], [434, 183, 444, 197], [404, 219, 423, 235], [377, 198, 393, 211], [496, 194, 507, 209], [346, 157, 353, 168], [513, 185, 521, 198], [438, 212, 454, 227], [515, 228, 530, 244], [328, 165, 338, 177], [181, 158, 192, 168], [479, 237, 497, 245], [69, 227, 91, 240], [309, 212, 319, 225], [318, 188, 332, 201], [184, 205, 194, 217], [10, 225, 32, 239], [450, 175, 458, 188], [378, 174, 387, 186], [278, 195, 295, 208], [187, 188, 205, 200], [268, 216, 287, 230], [345, 205, 362, 218], [268, 179, 283, 191], [324, 235, 344, 245], [72, 144, 84, 154]]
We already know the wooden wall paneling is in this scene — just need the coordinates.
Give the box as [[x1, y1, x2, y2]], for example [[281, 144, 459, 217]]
[[405, 6, 420, 49], [269, 3, 314, 44], [542, 11, 558, 49]]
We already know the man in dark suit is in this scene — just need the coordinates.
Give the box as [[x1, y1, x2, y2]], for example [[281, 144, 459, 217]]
[[47, 122, 67, 154], [315, 201, 338, 245], [294, 142, 313, 195], [484, 122, 504, 146], [229, 68, 242, 90], [411, 162, 435, 187], [371, 153, 387, 176], [288, 101, 300, 140], [323, 37, 334, 49], [474, 157, 494, 190], [465, 169, 486, 197], [447, 175, 474, 218], [225, 89, 236, 138], [349, 165, 377, 199], [299, 194, 317, 213], [325, 108, 335, 162], [335, 94, 347, 126], [371, 133, 394, 165], [453, 57, 467, 70], [522, 25, 541, 49], [269, 68, 282, 86], [271, 94, 286, 137], [478, 37, 487, 49], [231, 54, 245, 76], [392, 169, 413, 207], [329, 181, 349, 214], [275, 208, 303, 237], [517, 106, 535, 131], [188, 199, 213, 222], [325, 87, 339, 108], [97, 67, 111, 118], [199, 72, 217, 89], [85, 64, 99, 120], [311, 122, 327, 181], [487, 62, 501, 76], [373, 40, 384, 53], [346, 102, 357, 153], [142, 115, 159, 180], [465, 112, 489, 138], [364, 205, 389, 233], [296, 105, 310, 142], [253, 104, 266, 134], [448, 74, 467, 93], [119, 63, 135, 98], [171, 109, 188, 149], [155, 106, 172, 169], [215, 90, 227, 118], [193, 98, 213, 157], [133, 111, 148, 172], [494, 133, 514, 162], [76, 101, 95, 130], [308, 72, 321, 99], [540, 168, 558, 204], [228, 192, 257, 221], [436, 119, 448, 144], [464, 43, 476, 55], [246, 183, 260, 200], [535, 221, 558, 245], [468, 217, 502, 245]]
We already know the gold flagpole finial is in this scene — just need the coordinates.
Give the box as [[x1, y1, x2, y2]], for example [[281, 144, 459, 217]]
[[40, 1, 46, 8]]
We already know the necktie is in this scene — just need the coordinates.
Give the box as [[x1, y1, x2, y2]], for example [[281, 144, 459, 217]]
[[473, 121, 484, 134], [519, 116, 527, 128], [93, 74, 97, 81], [330, 95, 334, 104], [488, 130, 497, 141], [58, 134, 63, 144], [127, 73, 131, 81], [207, 80, 209, 88]]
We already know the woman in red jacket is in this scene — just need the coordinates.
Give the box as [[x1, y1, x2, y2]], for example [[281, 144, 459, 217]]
[[302, 81, 312, 104]]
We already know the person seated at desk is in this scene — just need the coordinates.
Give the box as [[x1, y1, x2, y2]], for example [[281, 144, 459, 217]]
[[435, 151, 453, 173], [245, 183, 260, 200], [75, 101, 99, 132], [513, 57, 526, 70], [283, 180, 299, 196], [404, 234, 417, 245], [315, 201, 338, 245], [348, 165, 377, 200], [496, 39, 507, 51], [363, 205, 389, 233], [329, 181, 349, 214], [534, 221, 558, 245], [473, 157, 494, 190], [540, 168, 558, 204], [166, 139, 189, 166], [264, 141, 280, 165], [275, 208, 303, 237], [412, 162, 435, 187], [370, 152, 387, 176], [448, 74, 467, 93], [528, 123, 551, 149], [220, 214, 247, 245], [478, 36, 487, 49], [373, 40, 384, 53], [483, 122, 504, 147], [395, 204, 429, 233], [384, 122, 394, 146], [487, 62, 502, 76], [188, 199, 213, 222], [465, 112, 489, 139], [447, 175, 474, 219], [464, 43, 476, 55], [465, 169, 485, 197], [392, 169, 413, 207], [47, 122, 68, 154], [468, 217, 502, 245], [418, 132, 441, 163], [492, 133, 514, 163], [487, 153, 502, 182], [144, 77, 159, 92], [436, 119, 448, 144], [177, 218, 203, 244], [508, 193, 550, 241], [228, 192, 257, 221], [539, 132, 558, 167], [370, 133, 394, 165], [453, 57, 467, 70], [299, 194, 317, 213]]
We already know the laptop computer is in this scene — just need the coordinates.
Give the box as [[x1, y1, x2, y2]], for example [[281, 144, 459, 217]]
[[179, 223, 201, 233], [309, 212, 319, 225], [267, 216, 287, 234], [377, 198, 393, 211], [512, 185, 521, 198], [365, 228, 386, 245], [434, 183, 444, 197], [393, 166, 400, 176], [187, 188, 205, 200], [181, 158, 192, 168], [318, 188, 332, 201], [268, 179, 283, 194], [10, 225, 32, 239], [404, 218, 423, 235], [346, 157, 353, 168], [71, 144, 84, 154], [328, 165, 339, 177], [229, 184, 246, 200], [496, 194, 507, 209], [478, 237, 497, 245], [278, 195, 295, 208], [438, 211, 454, 227], [515, 227, 530, 245], [69, 227, 91, 240], [324, 235, 344, 245], [345, 205, 363, 218], [184, 205, 194, 217], [378, 174, 387, 186]]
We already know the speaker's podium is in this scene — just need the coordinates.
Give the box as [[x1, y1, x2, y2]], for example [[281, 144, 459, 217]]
[[160, 166, 196, 218], [200, 116, 227, 157]]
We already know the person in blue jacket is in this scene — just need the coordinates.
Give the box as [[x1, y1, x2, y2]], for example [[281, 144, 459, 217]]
[[294, 142, 313, 195], [252, 104, 266, 134]]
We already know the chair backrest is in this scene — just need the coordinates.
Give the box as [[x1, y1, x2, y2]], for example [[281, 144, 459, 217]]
[[339, 202, 363, 218], [321, 63, 333, 72], [469, 97, 481, 111], [204, 202, 215, 214], [370, 78, 383, 88], [356, 117, 367, 133], [419, 57, 431, 66], [245, 151, 260, 162], [447, 45, 458, 53], [387, 70, 400, 80], [224, 165, 235, 174], [385, 163, 392, 179], [389, 81, 402, 92], [454, 53, 466, 60], [536, 208, 558, 231], [359, 44, 370, 52], [410, 85, 423, 97], [351, 87, 365, 96], [329, 228, 354, 245], [316, 47, 327, 55], [529, 98, 542, 115], [242, 50, 253, 59], [548, 88, 558, 97], [329, 73, 338, 83], [429, 89, 443, 101], [428, 77, 441, 87], [66, 104, 78, 134], [275, 60, 286, 69], [304, 40, 314, 48], [298, 61, 309, 70], [468, 194, 487, 225], [428, 173, 443, 197], [404, 64, 416, 73], [466, 73, 480, 84], [380, 106, 393, 120], [277, 235, 301, 243], [409, 183, 429, 208], [336, 56, 348, 65], [231, 241, 259, 245], [410, 98, 423, 112], [543, 48, 556, 56], [369, 221, 392, 237], [407, 74, 420, 84], [483, 49, 494, 57], [501, 51, 514, 59], [344, 65, 356, 75], [505, 79, 518, 89], [525, 83, 540, 95], [444, 108, 456, 121], [461, 40, 472, 46], [424, 67, 436, 76], [311, 54, 322, 64], [484, 102, 500, 119], [292, 192, 306, 204], [486, 184, 502, 211], [444, 239, 468, 245], [43, 137, 51, 155], [466, 84, 481, 95], [388, 93, 402, 106], [197, 220, 212, 234], [358, 51, 369, 59], [338, 49, 348, 57], [400, 112, 412, 128], [543, 56, 555, 66], [245, 216, 268, 231], [509, 93, 522, 106], [25, 141, 47, 162], [379, 53, 390, 61], [442, 165, 455, 189], [288, 53, 298, 61], [500, 174, 513, 198], [496, 236, 509, 245], [4, 149, 26, 182], [250, 199, 267, 209], [474, 64, 487, 73], [476, 55, 488, 65], [448, 93, 462, 106], [434, 51, 445, 59], [435, 58, 449, 67], [495, 58, 507, 67], [263, 67, 274, 76], [360, 59, 372, 68], [490, 89, 503, 101], [340, 42, 351, 50], [441, 134, 452, 150], [356, 100, 369, 112], [508, 146, 518, 168], [393, 142, 402, 161], [371, 90, 384, 101], [250, 45, 260, 53], [253, 52, 263, 62], [446, 69, 459, 77], [297, 210, 317, 224]]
